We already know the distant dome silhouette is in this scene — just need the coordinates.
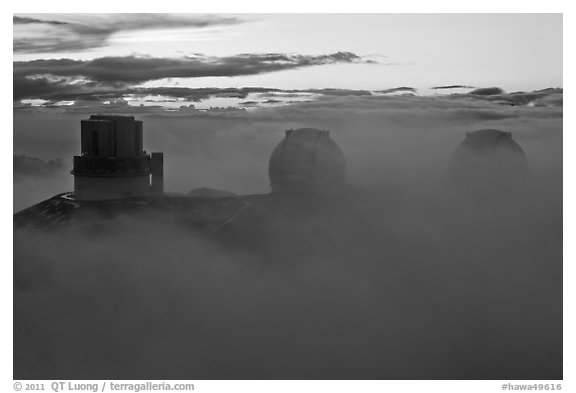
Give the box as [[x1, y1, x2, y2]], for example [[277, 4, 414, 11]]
[[269, 128, 346, 195], [450, 129, 527, 189]]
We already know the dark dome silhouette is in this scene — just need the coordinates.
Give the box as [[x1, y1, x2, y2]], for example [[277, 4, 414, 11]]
[[456, 129, 525, 155], [450, 129, 527, 189], [269, 128, 346, 195]]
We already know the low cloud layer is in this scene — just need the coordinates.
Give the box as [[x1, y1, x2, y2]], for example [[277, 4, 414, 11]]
[[464, 87, 564, 107], [13, 157, 71, 212], [14, 154, 65, 180], [13, 92, 562, 209], [13, 92, 562, 379], [14, 14, 243, 54]]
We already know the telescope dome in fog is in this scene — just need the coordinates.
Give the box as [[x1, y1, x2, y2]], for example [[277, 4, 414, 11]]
[[450, 129, 527, 187], [269, 128, 346, 195]]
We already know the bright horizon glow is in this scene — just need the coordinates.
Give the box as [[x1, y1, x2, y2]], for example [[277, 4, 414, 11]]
[[13, 13, 563, 93]]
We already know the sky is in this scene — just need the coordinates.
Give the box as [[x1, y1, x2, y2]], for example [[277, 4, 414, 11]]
[[13, 13, 563, 106]]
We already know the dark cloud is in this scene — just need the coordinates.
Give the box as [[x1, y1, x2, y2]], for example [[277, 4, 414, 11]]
[[470, 87, 505, 96], [14, 52, 369, 85], [13, 16, 68, 26], [375, 87, 417, 94], [13, 53, 374, 101], [299, 88, 372, 96], [432, 85, 475, 90], [14, 154, 65, 181], [13, 14, 243, 53], [463, 88, 564, 108], [13, 76, 69, 102], [13, 81, 283, 103], [13, 82, 377, 103]]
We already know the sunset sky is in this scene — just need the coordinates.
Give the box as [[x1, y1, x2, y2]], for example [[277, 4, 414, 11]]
[[13, 13, 562, 108]]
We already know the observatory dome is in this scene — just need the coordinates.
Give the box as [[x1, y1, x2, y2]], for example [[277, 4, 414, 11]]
[[455, 129, 525, 156], [450, 129, 527, 188], [269, 128, 346, 195]]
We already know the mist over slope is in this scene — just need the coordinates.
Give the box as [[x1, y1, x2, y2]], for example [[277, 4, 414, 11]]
[[13, 92, 562, 210], [13, 93, 562, 379]]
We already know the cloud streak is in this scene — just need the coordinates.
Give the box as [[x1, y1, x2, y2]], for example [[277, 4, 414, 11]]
[[14, 16, 69, 26], [13, 13, 244, 53], [14, 53, 371, 84], [14, 155, 65, 181], [13, 52, 374, 101]]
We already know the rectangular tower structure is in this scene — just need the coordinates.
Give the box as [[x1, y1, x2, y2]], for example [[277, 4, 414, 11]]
[[72, 115, 163, 200]]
